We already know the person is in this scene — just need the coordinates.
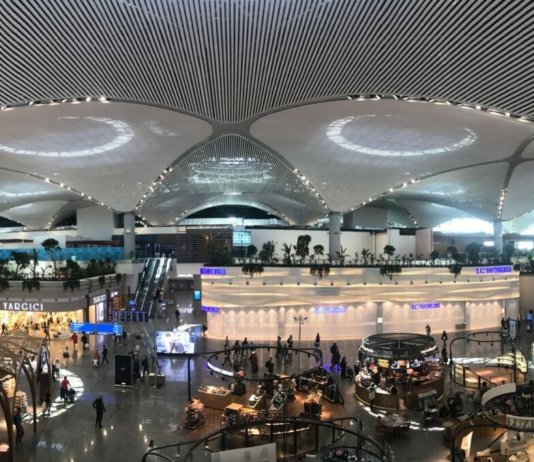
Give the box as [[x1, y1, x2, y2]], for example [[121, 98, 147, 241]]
[[101, 345, 109, 366], [63, 346, 70, 365], [441, 330, 448, 344], [53, 359, 60, 378], [340, 356, 347, 378], [222, 344, 232, 367], [425, 324, 431, 336], [133, 359, 143, 383], [241, 337, 249, 358], [480, 381, 489, 398], [13, 407, 23, 444], [60, 376, 70, 403], [121, 330, 128, 345], [314, 333, 320, 348], [71, 332, 78, 350], [265, 357, 274, 376], [202, 324, 208, 339], [526, 310, 534, 333], [1, 322, 6, 335], [249, 350, 259, 374], [233, 340, 240, 361], [501, 317, 507, 330], [276, 336, 282, 359], [92, 394, 106, 428], [141, 355, 150, 378], [43, 390, 52, 417], [175, 308, 180, 324], [441, 346, 448, 365], [93, 349, 100, 368], [224, 336, 230, 349], [368, 385, 376, 411], [81, 333, 89, 350], [330, 343, 340, 370], [287, 335, 293, 349]]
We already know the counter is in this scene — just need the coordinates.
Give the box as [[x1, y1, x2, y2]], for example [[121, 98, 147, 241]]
[[354, 382, 399, 410], [198, 386, 233, 410]]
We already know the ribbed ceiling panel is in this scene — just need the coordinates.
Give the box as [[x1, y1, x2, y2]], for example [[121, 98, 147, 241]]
[[2, 1, 534, 122], [139, 134, 325, 224]]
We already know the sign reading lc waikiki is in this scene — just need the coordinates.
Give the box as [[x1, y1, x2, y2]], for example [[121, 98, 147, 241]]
[[2, 301, 44, 312], [475, 265, 513, 274]]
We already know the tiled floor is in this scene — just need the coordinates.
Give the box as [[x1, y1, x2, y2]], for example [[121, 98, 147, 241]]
[[10, 295, 534, 462]]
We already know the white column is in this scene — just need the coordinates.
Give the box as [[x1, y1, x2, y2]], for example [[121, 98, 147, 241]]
[[328, 212, 342, 260], [123, 212, 136, 258], [376, 302, 384, 334], [493, 220, 503, 252]]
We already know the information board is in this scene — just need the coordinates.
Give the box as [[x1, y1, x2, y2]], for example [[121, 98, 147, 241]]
[[70, 322, 123, 335]]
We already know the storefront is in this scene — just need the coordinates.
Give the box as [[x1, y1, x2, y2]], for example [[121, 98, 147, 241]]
[[0, 298, 86, 336]]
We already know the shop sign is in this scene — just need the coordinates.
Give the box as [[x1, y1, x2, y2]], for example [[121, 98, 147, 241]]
[[200, 267, 226, 276], [312, 306, 346, 314], [411, 303, 441, 310], [475, 265, 512, 274], [176, 273, 194, 279], [201, 305, 220, 313], [506, 415, 534, 431], [2, 301, 44, 312], [93, 294, 107, 304]]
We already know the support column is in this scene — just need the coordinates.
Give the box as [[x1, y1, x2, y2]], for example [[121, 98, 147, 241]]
[[328, 212, 341, 261], [493, 220, 503, 253], [376, 302, 384, 334], [123, 212, 136, 259]]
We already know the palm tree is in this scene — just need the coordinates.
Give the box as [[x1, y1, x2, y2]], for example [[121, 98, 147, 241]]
[[41, 238, 61, 277], [361, 248, 371, 266], [313, 245, 324, 262], [383, 245, 396, 260], [336, 246, 349, 266], [282, 243, 294, 266], [353, 251, 359, 265], [30, 249, 40, 279], [11, 251, 31, 279]]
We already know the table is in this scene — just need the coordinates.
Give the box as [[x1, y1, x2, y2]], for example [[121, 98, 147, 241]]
[[198, 387, 233, 410]]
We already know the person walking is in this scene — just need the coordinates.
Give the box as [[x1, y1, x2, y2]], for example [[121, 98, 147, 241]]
[[92, 394, 106, 428], [249, 349, 259, 374], [425, 324, 431, 336], [441, 330, 448, 345], [141, 355, 150, 378], [43, 390, 52, 417], [81, 333, 89, 350], [1, 322, 7, 335], [13, 407, 23, 444], [314, 333, 320, 348], [101, 345, 109, 366], [63, 346, 70, 366], [71, 332, 78, 350], [60, 376, 70, 404], [133, 359, 143, 383], [265, 357, 274, 376], [175, 308, 180, 324]]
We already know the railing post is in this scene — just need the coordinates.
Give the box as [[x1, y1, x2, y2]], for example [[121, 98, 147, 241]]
[[293, 421, 298, 456]]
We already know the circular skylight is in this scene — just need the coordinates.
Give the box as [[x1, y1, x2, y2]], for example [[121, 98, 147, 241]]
[[327, 114, 477, 157], [0, 116, 133, 157]]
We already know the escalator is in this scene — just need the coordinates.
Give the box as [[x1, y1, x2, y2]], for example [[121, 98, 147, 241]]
[[135, 257, 172, 320]]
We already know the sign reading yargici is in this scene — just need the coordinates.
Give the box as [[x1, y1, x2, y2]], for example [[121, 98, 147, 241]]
[[2, 301, 44, 312], [475, 265, 513, 274]]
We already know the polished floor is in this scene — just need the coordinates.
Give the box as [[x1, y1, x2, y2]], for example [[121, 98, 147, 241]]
[[9, 298, 534, 462]]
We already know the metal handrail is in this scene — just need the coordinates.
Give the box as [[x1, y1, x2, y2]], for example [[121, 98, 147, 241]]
[[141, 416, 395, 462]]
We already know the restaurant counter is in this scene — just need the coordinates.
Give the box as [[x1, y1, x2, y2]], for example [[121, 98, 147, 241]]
[[354, 382, 399, 410]]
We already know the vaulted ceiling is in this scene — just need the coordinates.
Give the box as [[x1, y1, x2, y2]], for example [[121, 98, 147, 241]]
[[1, 0, 534, 230]]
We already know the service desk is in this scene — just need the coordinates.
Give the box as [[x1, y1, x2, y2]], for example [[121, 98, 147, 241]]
[[198, 386, 233, 410], [355, 382, 399, 410]]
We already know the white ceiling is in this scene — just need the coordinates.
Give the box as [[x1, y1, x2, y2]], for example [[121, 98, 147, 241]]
[[2, 1, 534, 229]]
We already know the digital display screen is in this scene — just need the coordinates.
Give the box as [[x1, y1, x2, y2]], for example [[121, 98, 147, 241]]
[[193, 290, 201, 301], [155, 330, 195, 354], [233, 230, 251, 247], [70, 322, 123, 335]]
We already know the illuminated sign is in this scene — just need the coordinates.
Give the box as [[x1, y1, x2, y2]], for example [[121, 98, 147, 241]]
[[70, 322, 123, 335], [377, 358, 390, 368], [207, 362, 234, 377], [411, 303, 441, 310], [312, 306, 346, 314], [200, 267, 226, 276], [93, 294, 107, 304], [2, 301, 44, 312], [475, 265, 512, 275], [202, 305, 220, 313], [176, 273, 194, 279]]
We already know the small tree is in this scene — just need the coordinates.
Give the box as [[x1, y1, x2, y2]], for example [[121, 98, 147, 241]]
[[245, 244, 258, 260], [449, 263, 462, 279], [466, 242, 482, 265], [11, 251, 31, 279], [361, 248, 371, 266], [313, 245, 324, 262], [258, 241, 276, 264], [282, 243, 294, 266], [41, 238, 61, 277], [295, 235, 312, 264], [383, 245, 396, 259], [429, 250, 440, 262], [336, 246, 349, 266]]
